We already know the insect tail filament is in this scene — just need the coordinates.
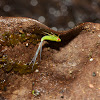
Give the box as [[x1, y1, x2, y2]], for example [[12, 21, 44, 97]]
[[29, 41, 43, 69]]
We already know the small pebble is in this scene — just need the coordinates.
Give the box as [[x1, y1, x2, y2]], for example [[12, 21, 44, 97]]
[[82, 49, 84, 51], [35, 69, 39, 72], [98, 34, 100, 37], [35, 90, 40, 96], [26, 43, 29, 47], [89, 84, 94, 88], [90, 58, 93, 61], [92, 72, 96, 77], [61, 96, 64, 99], [32, 82, 35, 86], [69, 70, 73, 74]]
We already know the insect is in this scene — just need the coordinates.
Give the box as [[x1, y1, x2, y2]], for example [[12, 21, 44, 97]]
[[29, 32, 61, 69]]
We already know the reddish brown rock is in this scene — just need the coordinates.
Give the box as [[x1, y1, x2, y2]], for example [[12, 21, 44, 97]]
[[0, 17, 100, 100]]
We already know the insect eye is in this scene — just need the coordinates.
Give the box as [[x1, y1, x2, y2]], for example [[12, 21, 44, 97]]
[[57, 38, 60, 41]]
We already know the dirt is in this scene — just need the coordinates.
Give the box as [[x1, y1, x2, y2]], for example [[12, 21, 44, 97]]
[[0, 22, 100, 100]]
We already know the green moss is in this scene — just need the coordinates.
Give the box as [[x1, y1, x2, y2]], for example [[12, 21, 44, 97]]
[[0, 30, 44, 91], [0, 46, 38, 91], [0, 57, 38, 74], [0, 57, 38, 91], [88, 51, 93, 58], [0, 65, 3, 68], [0, 31, 40, 74], [1, 32, 42, 47], [0, 79, 7, 91]]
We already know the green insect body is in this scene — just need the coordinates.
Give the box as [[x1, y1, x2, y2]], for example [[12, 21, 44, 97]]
[[41, 34, 61, 42], [29, 33, 61, 69]]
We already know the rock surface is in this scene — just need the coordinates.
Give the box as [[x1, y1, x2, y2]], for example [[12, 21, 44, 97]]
[[0, 19, 100, 100]]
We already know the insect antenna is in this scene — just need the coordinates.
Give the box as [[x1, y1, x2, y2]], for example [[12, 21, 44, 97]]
[[43, 31, 55, 36]]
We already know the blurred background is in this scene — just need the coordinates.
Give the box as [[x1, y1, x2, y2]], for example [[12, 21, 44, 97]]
[[0, 0, 100, 31]]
